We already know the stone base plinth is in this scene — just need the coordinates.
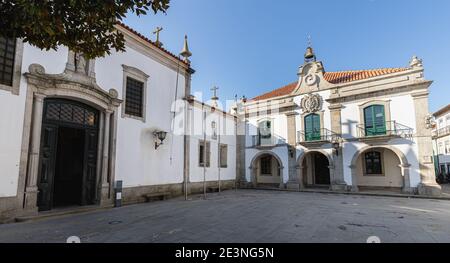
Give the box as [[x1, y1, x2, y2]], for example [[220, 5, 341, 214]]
[[418, 183, 442, 197], [286, 183, 301, 191]]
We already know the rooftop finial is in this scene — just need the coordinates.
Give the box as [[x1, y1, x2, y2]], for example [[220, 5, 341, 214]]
[[304, 35, 316, 62], [153, 27, 164, 47], [210, 86, 219, 108], [180, 35, 192, 63]]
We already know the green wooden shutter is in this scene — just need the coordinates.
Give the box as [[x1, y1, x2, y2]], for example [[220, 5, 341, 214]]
[[305, 114, 321, 141], [364, 105, 386, 136]]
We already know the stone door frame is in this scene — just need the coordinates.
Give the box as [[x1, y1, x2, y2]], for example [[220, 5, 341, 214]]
[[249, 150, 284, 189], [17, 64, 122, 215], [296, 149, 335, 189]]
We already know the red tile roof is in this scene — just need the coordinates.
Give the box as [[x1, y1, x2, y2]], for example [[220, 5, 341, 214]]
[[251, 68, 408, 101], [116, 22, 189, 67]]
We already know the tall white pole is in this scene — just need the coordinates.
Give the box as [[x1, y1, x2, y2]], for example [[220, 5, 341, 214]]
[[203, 105, 207, 199], [218, 114, 221, 193]]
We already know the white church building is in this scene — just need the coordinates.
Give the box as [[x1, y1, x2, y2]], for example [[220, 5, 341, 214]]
[[0, 23, 441, 222], [0, 23, 237, 222]]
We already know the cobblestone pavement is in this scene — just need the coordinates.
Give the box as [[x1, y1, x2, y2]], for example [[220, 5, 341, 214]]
[[1, 189, 450, 243]]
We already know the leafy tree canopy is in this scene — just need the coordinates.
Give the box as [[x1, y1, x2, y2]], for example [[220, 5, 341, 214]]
[[0, 0, 170, 58]]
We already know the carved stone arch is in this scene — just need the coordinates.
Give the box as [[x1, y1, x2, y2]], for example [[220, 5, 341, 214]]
[[296, 149, 334, 189], [249, 150, 284, 189], [349, 145, 412, 193]]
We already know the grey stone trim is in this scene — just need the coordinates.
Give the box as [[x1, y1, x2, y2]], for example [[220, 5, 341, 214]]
[[0, 39, 24, 95], [121, 180, 236, 205], [121, 64, 149, 122]]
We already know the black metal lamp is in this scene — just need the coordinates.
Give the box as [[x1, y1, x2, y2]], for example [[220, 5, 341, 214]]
[[154, 130, 168, 149], [332, 141, 340, 156]]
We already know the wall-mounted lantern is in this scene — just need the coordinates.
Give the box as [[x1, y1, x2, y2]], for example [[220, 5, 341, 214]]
[[332, 140, 341, 156], [153, 130, 168, 149]]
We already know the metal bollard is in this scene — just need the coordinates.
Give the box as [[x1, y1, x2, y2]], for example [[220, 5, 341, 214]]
[[114, 180, 123, 207]]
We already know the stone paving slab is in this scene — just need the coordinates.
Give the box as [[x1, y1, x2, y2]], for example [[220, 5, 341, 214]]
[[0, 189, 450, 243]]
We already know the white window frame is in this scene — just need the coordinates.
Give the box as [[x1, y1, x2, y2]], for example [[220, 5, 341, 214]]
[[121, 64, 149, 122], [219, 144, 228, 168], [199, 140, 211, 167]]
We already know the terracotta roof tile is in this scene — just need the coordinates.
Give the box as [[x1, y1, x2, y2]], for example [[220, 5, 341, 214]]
[[251, 68, 408, 101], [116, 22, 189, 67]]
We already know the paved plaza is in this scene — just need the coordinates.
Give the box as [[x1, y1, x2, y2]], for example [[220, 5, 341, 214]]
[[1, 189, 450, 243]]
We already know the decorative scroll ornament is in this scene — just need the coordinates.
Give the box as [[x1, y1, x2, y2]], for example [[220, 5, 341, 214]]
[[305, 73, 318, 86], [301, 93, 323, 113]]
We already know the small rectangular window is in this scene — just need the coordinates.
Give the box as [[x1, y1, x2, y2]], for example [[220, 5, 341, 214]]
[[199, 140, 210, 167], [125, 77, 144, 117], [219, 144, 228, 168], [261, 156, 272, 175], [0, 37, 16, 87], [364, 151, 383, 176]]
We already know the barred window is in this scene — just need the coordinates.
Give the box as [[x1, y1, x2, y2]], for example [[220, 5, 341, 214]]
[[125, 77, 144, 117], [0, 37, 16, 87], [199, 140, 211, 167], [219, 144, 228, 168], [260, 155, 272, 175], [364, 151, 383, 175]]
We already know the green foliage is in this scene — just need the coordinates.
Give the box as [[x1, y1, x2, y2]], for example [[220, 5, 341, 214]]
[[0, 0, 170, 58]]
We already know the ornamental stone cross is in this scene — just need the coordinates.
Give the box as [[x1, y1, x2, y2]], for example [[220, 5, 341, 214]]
[[153, 27, 163, 47], [211, 86, 219, 100]]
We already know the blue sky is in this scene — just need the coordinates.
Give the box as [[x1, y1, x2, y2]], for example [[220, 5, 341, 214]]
[[123, 0, 450, 112]]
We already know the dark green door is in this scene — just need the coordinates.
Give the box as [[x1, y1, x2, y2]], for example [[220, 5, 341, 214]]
[[364, 105, 386, 136], [305, 114, 321, 141]]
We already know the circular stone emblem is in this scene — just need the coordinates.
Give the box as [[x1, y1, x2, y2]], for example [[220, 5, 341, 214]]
[[300, 93, 323, 113]]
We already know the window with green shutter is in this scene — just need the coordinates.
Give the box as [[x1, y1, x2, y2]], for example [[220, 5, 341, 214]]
[[304, 113, 321, 141], [364, 105, 386, 136]]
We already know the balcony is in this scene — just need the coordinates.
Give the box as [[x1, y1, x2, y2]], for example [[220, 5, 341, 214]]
[[251, 135, 286, 148], [356, 121, 413, 142], [432, 126, 450, 139], [297, 128, 341, 148]]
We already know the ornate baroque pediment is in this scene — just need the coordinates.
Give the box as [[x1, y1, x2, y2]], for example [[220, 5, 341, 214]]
[[300, 93, 323, 113]]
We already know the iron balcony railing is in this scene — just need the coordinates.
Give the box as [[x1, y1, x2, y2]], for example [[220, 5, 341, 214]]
[[297, 128, 341, 143], [432, 126, 450, 138], [356, 121, 413, 138], [251, 135, 286, 147]]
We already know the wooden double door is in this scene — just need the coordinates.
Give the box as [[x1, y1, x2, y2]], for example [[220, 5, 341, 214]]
[[37, 99, 99, 211]]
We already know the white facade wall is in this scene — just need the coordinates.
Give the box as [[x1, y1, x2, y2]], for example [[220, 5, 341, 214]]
[[189, 104, 237, 183], [95, 45, 187, 188], [0, 45, 69, 197]]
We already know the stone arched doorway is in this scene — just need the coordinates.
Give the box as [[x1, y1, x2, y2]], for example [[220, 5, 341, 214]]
[[297, 150, 334, 188], [250, 151, 284, 188], [37, 98, 100, 211], [20, 63, 122, 214], [350, 146, 411, 193]]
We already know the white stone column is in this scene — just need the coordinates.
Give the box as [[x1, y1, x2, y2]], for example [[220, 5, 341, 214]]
[[100, 110, 112, 204], [24, 93, 45, 212], [286, 112, 300, 190], [412, 90, 441, 196]]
